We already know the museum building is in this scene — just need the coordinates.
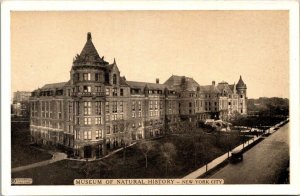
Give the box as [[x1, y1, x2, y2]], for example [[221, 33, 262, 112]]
[[29, 33, 247, 158]]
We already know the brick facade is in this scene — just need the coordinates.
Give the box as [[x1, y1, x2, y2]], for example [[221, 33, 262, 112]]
[[29, 33, 247, 158]]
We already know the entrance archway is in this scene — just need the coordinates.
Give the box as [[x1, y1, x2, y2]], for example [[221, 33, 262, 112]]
[[84, 145, 92, 158]]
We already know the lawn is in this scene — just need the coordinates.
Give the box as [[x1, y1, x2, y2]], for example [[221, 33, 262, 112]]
[[231, 116, 287, 129], [11, 121, 52, 168], [11, 116, 286, 185], [12, 130, 244, 185]]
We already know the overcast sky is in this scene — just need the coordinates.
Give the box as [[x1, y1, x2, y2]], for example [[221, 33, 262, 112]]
[[11, 11, 289, 99]]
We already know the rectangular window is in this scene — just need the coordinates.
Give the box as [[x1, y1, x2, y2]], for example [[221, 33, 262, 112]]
[[113, 125, 118, 133], [132, 101, 135, 111], [95, 130, 102, 139], [112, 101, 117, 113], [105, 114, 110, 122], [119, 101, 123, 112], [95, 86, 102, 92], [138, 101, 142, 111], [68, 101, 72, 121], [84, 101, 91, 115], [83, 73, 91, 81], [119, 114, 124, 120], [95, 73, 100, 81], [160, 101, 163, 109], [111, 114, 118, 121], [84, 117, 92, 125], [106, 88, 110, 96], [113, 88, 117, 96], [95, 117, 102, 125], [132, 112, 136, 118], [120, 88, 124, 96], [138, 111, 142, 118], [106, 126, 111, 134], [84, 131, 87, 139], [41, 101, 44, 117], [155, 101, 158, 110], [83, 86, 91, 92], [105, 102, 110, 113], [45, 102, 49, 118], [149, 101, 153, 110], [57, 101, 62, 119], [49, 101, 52, 118], [95, 101, 102, 115], [84, 131, 92, 140]]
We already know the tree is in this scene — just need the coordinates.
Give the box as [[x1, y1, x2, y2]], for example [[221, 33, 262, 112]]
[[137, 140, 156, 169], [115, 120, 133, 164], [160, 142, 177, 175]]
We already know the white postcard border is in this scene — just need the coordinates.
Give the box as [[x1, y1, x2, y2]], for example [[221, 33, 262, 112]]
[[1, 0, 299, 195]]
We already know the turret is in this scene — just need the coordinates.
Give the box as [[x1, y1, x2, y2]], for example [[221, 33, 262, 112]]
[[236, 75, 247, 96]]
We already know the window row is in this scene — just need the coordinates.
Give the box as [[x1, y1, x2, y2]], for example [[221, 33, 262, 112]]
[[73, 73, 104, 82]]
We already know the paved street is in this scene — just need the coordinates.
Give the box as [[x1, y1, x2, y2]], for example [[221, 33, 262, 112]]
[[209, 123, 289, 184]]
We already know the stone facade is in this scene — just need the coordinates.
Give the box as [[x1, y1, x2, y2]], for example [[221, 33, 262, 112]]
[[12, 91, 31, 117], [29, 33, 247, 158]]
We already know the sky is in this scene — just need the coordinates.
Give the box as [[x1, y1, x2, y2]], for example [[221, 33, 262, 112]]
[[11, 11, 289, 99]]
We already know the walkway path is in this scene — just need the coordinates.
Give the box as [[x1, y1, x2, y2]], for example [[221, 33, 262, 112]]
[[11, 152, 67, 173], [183, 135, 259, 179]]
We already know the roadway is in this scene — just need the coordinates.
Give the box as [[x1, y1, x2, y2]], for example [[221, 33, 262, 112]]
[[209, 123, 289, 184]]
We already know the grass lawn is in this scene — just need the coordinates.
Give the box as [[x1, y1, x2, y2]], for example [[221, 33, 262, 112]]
[[12, 130, 243, 185], [231, 116, 287, 129], [11, 121, 52, 168]]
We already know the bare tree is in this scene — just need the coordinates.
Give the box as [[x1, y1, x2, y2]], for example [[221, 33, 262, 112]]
[[160, 142, 177, 175], [122, 121, 133, 164], [137, 140, 155, 169]]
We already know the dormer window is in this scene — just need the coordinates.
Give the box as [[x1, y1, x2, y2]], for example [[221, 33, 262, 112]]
[[113, 74, 117, 85]]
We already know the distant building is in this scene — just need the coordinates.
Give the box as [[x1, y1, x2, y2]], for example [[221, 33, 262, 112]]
[[29, 33, 247, 158], [12, 91, 31, 117]]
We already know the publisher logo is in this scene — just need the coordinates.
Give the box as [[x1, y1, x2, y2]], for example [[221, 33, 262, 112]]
[[11, 178, 33, 185]]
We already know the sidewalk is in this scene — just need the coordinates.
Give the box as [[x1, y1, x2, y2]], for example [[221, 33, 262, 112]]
[[183, 119, 288, 179], [12, 152, 67, 173], [68, 142, 137, 162]]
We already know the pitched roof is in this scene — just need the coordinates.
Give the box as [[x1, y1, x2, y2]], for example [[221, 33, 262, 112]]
[[217, 82, 233, 94], [126, 81, 167, 90], [228, 84, 235, 92], [41, 82, 67, 90], [200, 85, 220, 94], [164, 75, 200, 91], [119, 76, 128, 86]]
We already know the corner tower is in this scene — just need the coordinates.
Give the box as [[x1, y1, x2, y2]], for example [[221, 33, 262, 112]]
[[236, 75, 247, 115], [69, 32, 109, 158]]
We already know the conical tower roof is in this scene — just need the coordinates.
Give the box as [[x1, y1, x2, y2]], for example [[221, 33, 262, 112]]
[[236, 75, 247, 89], [73, 32, 108, 65]]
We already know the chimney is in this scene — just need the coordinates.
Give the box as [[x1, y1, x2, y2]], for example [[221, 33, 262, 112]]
[[87, 32, 92, 41], [156, 78, 159, 84], [212, 81, 215, 86]]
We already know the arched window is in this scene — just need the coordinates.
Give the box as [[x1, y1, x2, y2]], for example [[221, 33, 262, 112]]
[[113, 74, 117, 85]]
